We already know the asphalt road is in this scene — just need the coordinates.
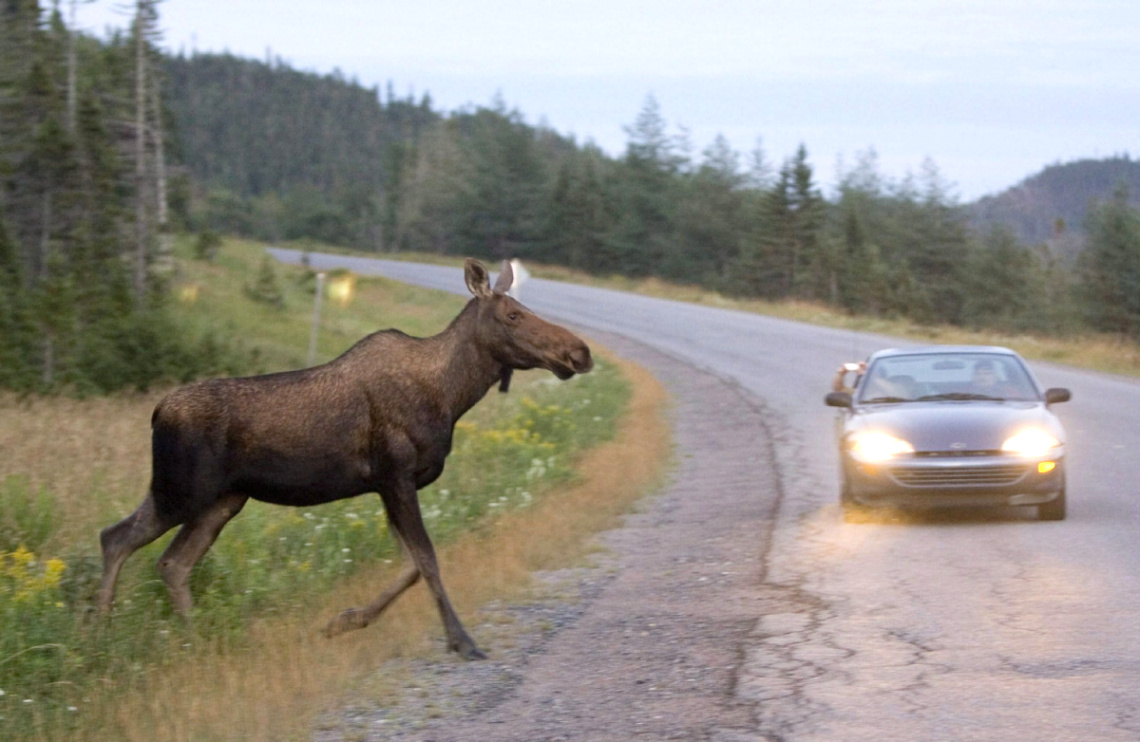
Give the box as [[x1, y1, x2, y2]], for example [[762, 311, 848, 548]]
[[273, 250, 1140, 740]]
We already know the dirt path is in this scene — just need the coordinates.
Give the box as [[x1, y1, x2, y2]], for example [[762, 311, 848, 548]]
[[316, 330, 791, 741]]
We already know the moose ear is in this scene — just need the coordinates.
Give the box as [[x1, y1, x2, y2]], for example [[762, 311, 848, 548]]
[[464, 259, 492, 298], [492, 260, 514, 295]]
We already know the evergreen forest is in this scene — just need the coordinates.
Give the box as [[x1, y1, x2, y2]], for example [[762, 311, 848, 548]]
[[3, 1, 1140, 395]]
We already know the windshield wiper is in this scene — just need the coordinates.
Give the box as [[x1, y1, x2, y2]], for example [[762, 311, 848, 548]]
[[917, 392, 1003, 401], [862, 396, 911, 404]]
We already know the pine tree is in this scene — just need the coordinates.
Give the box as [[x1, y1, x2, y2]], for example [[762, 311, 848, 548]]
[[451, 101, 546, 260], [1080, 185, 1140, 337], [605, 96, 682, 277], [959, 226, 1037, 329], [541, 151, 611, 271], [736, 146, 824, 300], [787, 145, 826, 299], [674, 134, 746, 285], [245, 254, 286, 309]]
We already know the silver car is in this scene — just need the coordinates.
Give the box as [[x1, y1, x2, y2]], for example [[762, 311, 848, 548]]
[[825, 346, 1071, 521]]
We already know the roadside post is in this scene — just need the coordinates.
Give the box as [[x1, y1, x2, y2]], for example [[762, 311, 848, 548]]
[[308, 271, 325, 367]]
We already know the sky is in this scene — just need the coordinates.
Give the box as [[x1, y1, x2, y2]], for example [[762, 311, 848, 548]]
[[75, 0, 1139, 202]]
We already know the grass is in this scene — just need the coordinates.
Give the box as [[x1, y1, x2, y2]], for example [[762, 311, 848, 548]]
[[0, 237, 671, 741]]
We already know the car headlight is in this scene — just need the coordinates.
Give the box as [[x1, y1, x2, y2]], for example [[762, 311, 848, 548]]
[[1001, 429, 1061, 457], [849, 431, 915, 461]]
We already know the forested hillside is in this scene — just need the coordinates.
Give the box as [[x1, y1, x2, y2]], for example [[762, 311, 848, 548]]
[[4, 2, 1140, 395], [164, 54, 439, 246], [968, 156, 1140, 248]]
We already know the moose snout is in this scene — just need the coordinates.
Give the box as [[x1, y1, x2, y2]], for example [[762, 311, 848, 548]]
[[568, 344, 593, 374]]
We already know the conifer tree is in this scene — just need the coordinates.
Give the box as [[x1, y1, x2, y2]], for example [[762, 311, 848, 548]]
[[1079, 185, 1140, 337], [605, 96, 682, 277]]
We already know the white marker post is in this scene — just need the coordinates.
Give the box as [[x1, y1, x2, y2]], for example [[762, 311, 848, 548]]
[[307, 272, 325, 367]]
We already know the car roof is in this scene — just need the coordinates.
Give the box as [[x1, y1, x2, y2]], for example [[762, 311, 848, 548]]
[[866, 345, 1021, 363]]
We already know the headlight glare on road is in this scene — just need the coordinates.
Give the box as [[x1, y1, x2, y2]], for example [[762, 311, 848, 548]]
[[850, 431, 915, 461], [1001, 429, 1061, 457]]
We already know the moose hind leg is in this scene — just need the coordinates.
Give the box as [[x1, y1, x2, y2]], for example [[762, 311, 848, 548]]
[[325, 558, 420, 638], [97, 492, 174, 613], [156, 494, 247, 616], [382, 486, 486, 660]]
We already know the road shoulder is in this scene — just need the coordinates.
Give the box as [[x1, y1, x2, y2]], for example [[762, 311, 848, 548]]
[[316, 329, 789, 741]]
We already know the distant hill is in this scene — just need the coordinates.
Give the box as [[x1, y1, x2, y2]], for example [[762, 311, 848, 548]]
[[966, 156, 1140, 251], [163, 53, 439, 199]]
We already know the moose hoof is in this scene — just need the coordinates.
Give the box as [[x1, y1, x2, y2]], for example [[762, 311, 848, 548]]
[[324, 608, 368, 638], [462, 646, 488, 661], [453, 639, 487, 661]]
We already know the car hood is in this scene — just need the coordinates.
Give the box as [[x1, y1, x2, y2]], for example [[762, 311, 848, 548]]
[[849, 401, 1065, 452]]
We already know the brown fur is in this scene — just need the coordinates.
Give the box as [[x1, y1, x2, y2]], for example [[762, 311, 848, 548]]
[[96, 259, 592, 659]]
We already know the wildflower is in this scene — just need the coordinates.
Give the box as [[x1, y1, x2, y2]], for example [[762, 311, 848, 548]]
[[44, 558, 66, 585]]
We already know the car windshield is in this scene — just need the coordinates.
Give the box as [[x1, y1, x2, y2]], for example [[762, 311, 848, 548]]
[[856, 352, 1039, 403]]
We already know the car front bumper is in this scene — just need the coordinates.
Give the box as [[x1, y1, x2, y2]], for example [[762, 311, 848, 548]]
[[843, 452, 1065, 509]]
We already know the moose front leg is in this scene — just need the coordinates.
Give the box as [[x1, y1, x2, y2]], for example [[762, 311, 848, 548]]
[[381, 483, 486, 660]]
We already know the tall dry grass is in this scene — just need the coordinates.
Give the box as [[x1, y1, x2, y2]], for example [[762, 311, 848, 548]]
[[0, 391, 161, 552], [74, 351, 669, 742]]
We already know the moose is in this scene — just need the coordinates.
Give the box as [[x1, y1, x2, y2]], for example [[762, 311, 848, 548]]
[[96, 259, 592, 659]]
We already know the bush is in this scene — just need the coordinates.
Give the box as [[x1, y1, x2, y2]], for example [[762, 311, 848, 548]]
[[244, 255, 286, 309], [194, 229, 223, 261]]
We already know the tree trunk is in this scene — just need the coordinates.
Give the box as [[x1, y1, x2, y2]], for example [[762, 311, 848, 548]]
[[150, 69, 172, 273], [40, 190, 53, 385], [134, 2, 148, 305], [67, 0, 78, 134]]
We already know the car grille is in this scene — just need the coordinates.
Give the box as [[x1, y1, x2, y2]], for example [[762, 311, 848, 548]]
[[889, 463, 1031, 487]]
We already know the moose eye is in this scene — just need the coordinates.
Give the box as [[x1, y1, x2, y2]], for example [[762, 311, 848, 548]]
[[507, 312, 520, 322]]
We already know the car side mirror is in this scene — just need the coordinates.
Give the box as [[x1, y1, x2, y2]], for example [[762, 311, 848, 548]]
[[1044, 388, 1071, 405], [825, 391, 853, 408]]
